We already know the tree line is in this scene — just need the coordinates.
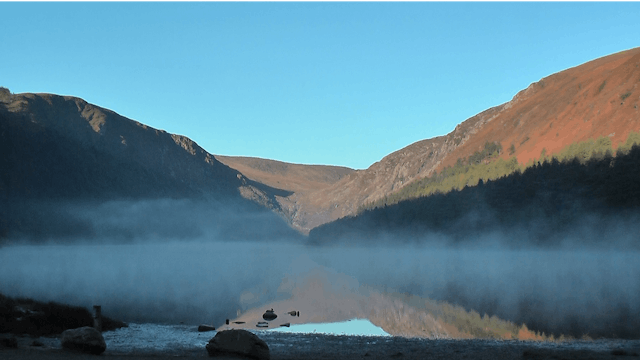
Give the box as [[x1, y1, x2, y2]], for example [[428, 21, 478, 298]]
[[361, 133, 640, 212]]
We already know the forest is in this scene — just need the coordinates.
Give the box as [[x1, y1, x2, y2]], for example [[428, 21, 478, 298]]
[[310, 131, 640, 248]]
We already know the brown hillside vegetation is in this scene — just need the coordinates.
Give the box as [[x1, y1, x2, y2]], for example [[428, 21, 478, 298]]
[[215, 156, 353, 194], [226, 48, 639, 233], [445, 47, 640, 169]]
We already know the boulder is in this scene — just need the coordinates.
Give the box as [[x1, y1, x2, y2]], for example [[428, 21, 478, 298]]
[[61, 326, 106, 355], [206, 329, 269, 360]]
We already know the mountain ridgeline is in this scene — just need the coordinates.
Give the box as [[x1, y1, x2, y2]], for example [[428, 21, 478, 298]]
[[217, 47, 640, 232], [0, 88, 301, 243]]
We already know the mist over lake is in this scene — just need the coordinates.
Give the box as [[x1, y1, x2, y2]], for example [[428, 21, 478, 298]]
[[2, 239, 638, 338]]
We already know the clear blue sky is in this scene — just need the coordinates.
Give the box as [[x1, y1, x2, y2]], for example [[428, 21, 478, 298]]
[[2, 2, 639, 169]]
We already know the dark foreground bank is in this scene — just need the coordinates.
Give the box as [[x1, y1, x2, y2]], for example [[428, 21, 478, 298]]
[[0, 293, 126, 337]]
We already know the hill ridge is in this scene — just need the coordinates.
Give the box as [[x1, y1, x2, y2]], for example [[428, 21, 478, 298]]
[[230, 47, 639, 232], [0, 90, 300, 241]]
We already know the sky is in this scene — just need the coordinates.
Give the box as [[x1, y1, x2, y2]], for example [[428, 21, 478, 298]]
[[1, 2, 639, 170]]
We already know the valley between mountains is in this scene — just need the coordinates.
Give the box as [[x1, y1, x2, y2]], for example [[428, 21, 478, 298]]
[[2, 48, 640, 238]]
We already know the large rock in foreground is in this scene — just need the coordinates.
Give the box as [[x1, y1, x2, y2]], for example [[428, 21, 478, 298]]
[[206, 329, 269, 360], [61, 326, 106, 355]]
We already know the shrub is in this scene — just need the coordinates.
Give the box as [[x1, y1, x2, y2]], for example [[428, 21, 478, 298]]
[[621, 92, 632, 101], [597, 80, 606, 94]]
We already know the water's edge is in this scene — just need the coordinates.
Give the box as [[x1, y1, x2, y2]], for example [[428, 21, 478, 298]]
[[17, 323, 638, 358]]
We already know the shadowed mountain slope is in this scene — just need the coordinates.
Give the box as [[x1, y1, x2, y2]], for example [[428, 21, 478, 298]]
[[0, 89, 300, 242]]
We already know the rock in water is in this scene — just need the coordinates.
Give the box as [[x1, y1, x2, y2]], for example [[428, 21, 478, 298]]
[[206, 329, 270, 360], [61, 326, 106, 355], [262, 309, 277, 321], [198, 324, 216, 332]]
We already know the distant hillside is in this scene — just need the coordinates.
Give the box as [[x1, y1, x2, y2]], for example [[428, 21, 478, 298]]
[[0, 88, 300, 242], [216, 156, 354, 233], [215, 156, 353, 194], [279, 48, 640, 232]]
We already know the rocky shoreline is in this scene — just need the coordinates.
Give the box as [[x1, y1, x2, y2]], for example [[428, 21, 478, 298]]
[[3, 328, 640, 360]]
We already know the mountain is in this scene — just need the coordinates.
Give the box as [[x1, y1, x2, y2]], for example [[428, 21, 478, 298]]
[[224, 47, 639, 233], [215, 156, 354, 233], [0, 89, 300, 242]]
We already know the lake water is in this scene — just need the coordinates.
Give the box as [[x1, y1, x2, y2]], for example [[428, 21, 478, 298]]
[[2, 242, 640, 339], [93, 323, 640, 358], [102, 320, 388, 355]]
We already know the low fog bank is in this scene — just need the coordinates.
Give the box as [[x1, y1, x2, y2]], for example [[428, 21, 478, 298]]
[[1, 198, 301, 244], [0, 241, 303, 325], [309, 206, 640, 251], [1, 239, 639, 339]]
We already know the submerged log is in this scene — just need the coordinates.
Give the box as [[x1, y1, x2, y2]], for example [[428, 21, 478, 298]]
[[93, 305, 102, 332]]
